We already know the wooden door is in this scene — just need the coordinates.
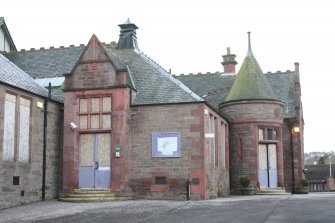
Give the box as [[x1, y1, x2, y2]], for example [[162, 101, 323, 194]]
[[79, 133, 111, 188], [258, 144, 277, 188]]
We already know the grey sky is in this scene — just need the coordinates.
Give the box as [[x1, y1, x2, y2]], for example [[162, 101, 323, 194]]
[[2, 0, 334, 152]]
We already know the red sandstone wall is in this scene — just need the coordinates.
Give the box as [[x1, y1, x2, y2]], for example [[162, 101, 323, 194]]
[[62, 88, 130, 192], [129, 103, 229, 200], [220, 100, 284, 193]]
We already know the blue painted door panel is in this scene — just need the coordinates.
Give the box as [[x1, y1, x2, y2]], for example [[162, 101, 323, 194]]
[[258, 144, 277, 188], [258, 144, 268, 188], [79, 133, 111, 188]]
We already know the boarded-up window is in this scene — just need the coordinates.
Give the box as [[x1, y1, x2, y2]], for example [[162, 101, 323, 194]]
[[91, 98, 100, 112], [102, 97, 111, 112], [79, 115, 88, 129], [78, 96, 112, 130], [19, 97, 31, 162], [3, 94, 31, 162], [3, 93, 16, 161], [97, 133, 110, 167], [102, 114, 111, 129], [79, 99, 88, 113], [91, 115, 100, 129]]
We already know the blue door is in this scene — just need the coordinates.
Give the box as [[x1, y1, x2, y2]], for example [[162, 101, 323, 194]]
[[258, 144, 277, 188], [79, 133, 111, 188]]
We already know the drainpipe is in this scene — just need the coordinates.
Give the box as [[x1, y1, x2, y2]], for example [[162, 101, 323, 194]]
[[42, 83, 51, 200], [290, 119, 296, 194]]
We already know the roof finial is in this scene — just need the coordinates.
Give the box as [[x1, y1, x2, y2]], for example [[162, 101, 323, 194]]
[[247, 31, 253, 58], [124, 18, 131, 24]]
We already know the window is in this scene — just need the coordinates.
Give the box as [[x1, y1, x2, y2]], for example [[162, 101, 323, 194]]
[[79, 97, 112, 130], [155, 177, 167, 185], [209, 114, 217, 166], [220, 123, 226, 168], [3, 93, 16, 161], [19, 97, 31, 162], [2, 93, 31, 162], [258, 128, 278, 141]]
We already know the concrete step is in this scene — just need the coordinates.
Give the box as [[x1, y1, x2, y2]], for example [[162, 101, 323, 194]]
[[73, 188, 113, 194], [59, 188, 128, 203], [59, 196, 126, 203], [257, 187, 290, 195]]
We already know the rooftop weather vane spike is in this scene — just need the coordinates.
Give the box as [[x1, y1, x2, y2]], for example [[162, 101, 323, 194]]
[[247, 31, 253, 58]]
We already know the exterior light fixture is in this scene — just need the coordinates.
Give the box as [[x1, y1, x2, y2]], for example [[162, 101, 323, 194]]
[[293, 127, 300, 133], [36, 101, 44, 109]]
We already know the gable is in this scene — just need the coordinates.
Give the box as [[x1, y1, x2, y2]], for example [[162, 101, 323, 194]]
[[64, 35, 127, 91], [0, 17, 17, 52]]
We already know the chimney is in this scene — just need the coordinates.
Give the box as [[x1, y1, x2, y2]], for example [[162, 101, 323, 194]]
[[117, 18, 139, 49], [294, 62, 300, 75], [221, 47, 237, 74]]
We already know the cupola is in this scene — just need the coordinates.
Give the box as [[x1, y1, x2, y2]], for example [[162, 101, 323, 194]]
[[117, 18, 139, 49]]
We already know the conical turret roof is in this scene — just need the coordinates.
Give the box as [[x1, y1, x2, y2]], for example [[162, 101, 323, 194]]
[[225, 32, 278, 102]]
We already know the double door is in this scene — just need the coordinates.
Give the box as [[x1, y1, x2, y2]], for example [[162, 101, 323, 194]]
[[79, 133, 111, 188], [258, 144, 277, 188]]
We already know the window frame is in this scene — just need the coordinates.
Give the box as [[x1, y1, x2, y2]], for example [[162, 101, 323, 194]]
[[2, 91, 32, 163], [78, 96, 112, 131]]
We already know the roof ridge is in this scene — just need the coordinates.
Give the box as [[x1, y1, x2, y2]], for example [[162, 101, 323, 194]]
[[18, 44, 86, 52], [265, 70, 294, 74], [204, 87, 231, 98], [176, 71, 223, 76]]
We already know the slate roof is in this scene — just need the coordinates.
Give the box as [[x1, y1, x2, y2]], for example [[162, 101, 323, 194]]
[[175, 71, 296, 118], [3, 43, 202, 105], [0, 53, 61, 102], [4, 46, 84, 78], [106, 45, 202, 105], [224, 33, 278, 102], [175, 73, 235, 108]]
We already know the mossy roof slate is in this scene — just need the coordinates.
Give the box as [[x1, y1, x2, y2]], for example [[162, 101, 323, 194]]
[[3, 44, 202, 104], [175, 71, 296, 118], [224, 54, 278, 102]]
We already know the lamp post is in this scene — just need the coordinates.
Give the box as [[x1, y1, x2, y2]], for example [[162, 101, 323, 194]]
[[330, 155, 332, 178]]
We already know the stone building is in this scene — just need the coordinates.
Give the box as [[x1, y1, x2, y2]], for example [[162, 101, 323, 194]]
[[0, 18, 304, 208], [0, 53, 63, 208], [176, 34, 304, 193]]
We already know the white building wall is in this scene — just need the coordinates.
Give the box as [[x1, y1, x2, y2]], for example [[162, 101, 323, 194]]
[[0, 28, 11, 52]]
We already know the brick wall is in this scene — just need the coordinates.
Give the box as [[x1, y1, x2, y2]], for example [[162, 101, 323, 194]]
[[0, 85, 63, 209], [129, 103, 229, 200]]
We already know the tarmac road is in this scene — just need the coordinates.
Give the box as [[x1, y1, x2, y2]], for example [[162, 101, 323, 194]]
[[1, 193, 335, 223]]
